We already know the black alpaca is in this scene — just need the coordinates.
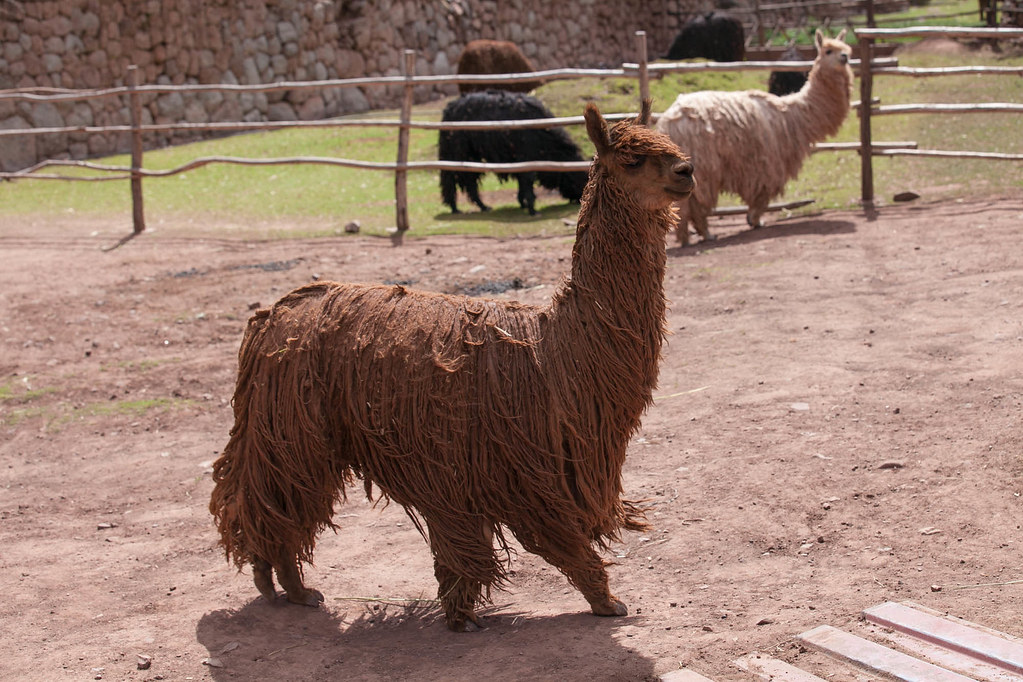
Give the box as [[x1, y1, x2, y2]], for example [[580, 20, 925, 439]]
[[768, 44, 809, 96], [439, 90, 589, 216], [665, 12, 745, 62]]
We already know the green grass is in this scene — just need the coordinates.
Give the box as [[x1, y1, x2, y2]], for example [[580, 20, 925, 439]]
[[0, 395, 193, 430], [0, 380, 58, 403], [760, 0, 984, 46], [0, 27, 1020, 238]]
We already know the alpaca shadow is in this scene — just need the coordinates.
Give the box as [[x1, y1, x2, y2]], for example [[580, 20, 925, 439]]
[[667, 217, 857, 256], [434, 201, 580, 225], [196, 596, 656, 680]]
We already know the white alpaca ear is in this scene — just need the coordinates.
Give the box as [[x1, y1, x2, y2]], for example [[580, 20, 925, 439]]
[[836, 28, 847, 42], [815, 29, 824, 49]]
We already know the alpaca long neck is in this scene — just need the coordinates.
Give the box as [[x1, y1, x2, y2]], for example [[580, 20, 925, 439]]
[[786, 64, 852, 145], [546, 173, 670, 410]]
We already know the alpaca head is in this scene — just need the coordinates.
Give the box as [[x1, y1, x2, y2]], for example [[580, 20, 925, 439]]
[[583, 101, 695, 212], [812, 28, 853, 87]]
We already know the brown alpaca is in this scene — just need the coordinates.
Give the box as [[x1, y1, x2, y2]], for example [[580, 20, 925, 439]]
[[456, 39, 542, 94], [208, 102, 694, 631]]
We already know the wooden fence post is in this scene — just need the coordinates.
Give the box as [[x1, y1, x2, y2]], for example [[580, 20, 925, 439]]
[[393, 49, 415, 246], [127, 65, 146, 235], [859, 31, 875, 204], [636, 31, 650, 112]]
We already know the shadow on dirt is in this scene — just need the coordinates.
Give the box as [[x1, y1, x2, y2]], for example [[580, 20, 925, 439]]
[[667, 217, 857, 256], [197, 595, 657, 680], [433, 201, 580, 224]]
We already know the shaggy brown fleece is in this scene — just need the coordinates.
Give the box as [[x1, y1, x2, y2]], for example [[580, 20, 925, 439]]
[[656, 29, 854, 244], [456, 39, 542, 93], [209, 101, 695, 631]]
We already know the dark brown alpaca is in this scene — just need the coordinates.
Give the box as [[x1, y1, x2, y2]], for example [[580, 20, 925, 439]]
[[456, 39, 542, 94], [209, 102, 694, 631]]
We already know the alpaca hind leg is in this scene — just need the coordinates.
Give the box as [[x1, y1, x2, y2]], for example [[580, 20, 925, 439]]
[[463, 174, 491, 212], [254, 552, 323, 607], [252, 557, 277, 602], [522, 531, 627, 617]]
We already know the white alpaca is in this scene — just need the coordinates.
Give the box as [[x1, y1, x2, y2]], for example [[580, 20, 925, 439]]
[[656, 29, 854, 245]]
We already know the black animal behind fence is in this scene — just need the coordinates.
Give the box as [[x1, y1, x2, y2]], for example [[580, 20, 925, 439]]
[[665, 12, 745, 62], [438, 90, 589, 216], [768, 44, 810, 96]]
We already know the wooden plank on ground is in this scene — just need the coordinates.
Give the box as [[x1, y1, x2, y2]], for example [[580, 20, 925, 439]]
[[869, 624, 1023, 682], [660, 669, 717, 682], [733, 653, 829, 680], [865, 601, 1023, 676], [798, 625, 974, 682]]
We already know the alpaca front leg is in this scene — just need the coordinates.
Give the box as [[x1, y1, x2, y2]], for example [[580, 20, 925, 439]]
[[428, 517, 498, 631], [515, 173, 538, 215], [434, 560, 485, 632], [440, 171, 461, 213], [691, 213, 714, 243], [275, 556, 325, 607], [746, 194, 771, 228]]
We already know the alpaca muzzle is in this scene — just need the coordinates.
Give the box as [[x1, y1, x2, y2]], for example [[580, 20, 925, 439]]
[[668, 160, 696, 197]]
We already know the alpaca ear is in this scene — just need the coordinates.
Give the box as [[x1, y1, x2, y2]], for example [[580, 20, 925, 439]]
[[815, 29, 824, 50], [638, 99, 652, 127], [584, 102, 611, 156], [836, 28, 847, 42]]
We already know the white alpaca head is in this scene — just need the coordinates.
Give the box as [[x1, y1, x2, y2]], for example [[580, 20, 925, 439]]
[[812, 28, 853, 88]]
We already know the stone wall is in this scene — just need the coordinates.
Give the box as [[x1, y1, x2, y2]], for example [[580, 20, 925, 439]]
[[0, 0, 684, 171]]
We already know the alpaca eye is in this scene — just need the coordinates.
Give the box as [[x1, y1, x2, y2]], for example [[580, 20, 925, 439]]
[[623, 157, 646, 169]]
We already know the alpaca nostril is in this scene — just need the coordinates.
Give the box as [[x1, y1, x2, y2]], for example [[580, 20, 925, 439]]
[[674, 160, 694, 177]]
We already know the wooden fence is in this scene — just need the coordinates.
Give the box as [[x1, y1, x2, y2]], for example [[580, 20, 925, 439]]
[[1, 25, 1021, 246]]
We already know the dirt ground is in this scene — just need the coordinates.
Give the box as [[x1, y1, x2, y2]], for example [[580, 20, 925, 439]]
[[2, 195, 1022, 682]]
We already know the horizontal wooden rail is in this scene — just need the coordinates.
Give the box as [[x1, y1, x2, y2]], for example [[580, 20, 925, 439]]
[[3, 140, 919, 183], [856, 26, 1023, 38], [815, 140, 918, 151], [872, 102, 1023, 115], [0, 67, 627, 103], [0, 156, 595, 181], [874, 149, 1023, 160], [0, 113, 644, 138], [874, 65, 1023, 76], [627, 57, 897, 73]]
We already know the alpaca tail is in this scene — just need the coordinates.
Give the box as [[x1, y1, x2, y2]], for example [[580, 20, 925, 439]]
[[209, 296, 351, 572]]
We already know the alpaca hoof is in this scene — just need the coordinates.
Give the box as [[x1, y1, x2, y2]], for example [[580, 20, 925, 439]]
[[447, 616, 483, 632], [286, 588, 325, 607], [591, 598, 628, 617]]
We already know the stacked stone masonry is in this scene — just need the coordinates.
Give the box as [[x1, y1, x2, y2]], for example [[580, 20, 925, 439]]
[[0, 0, 683, 171]]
